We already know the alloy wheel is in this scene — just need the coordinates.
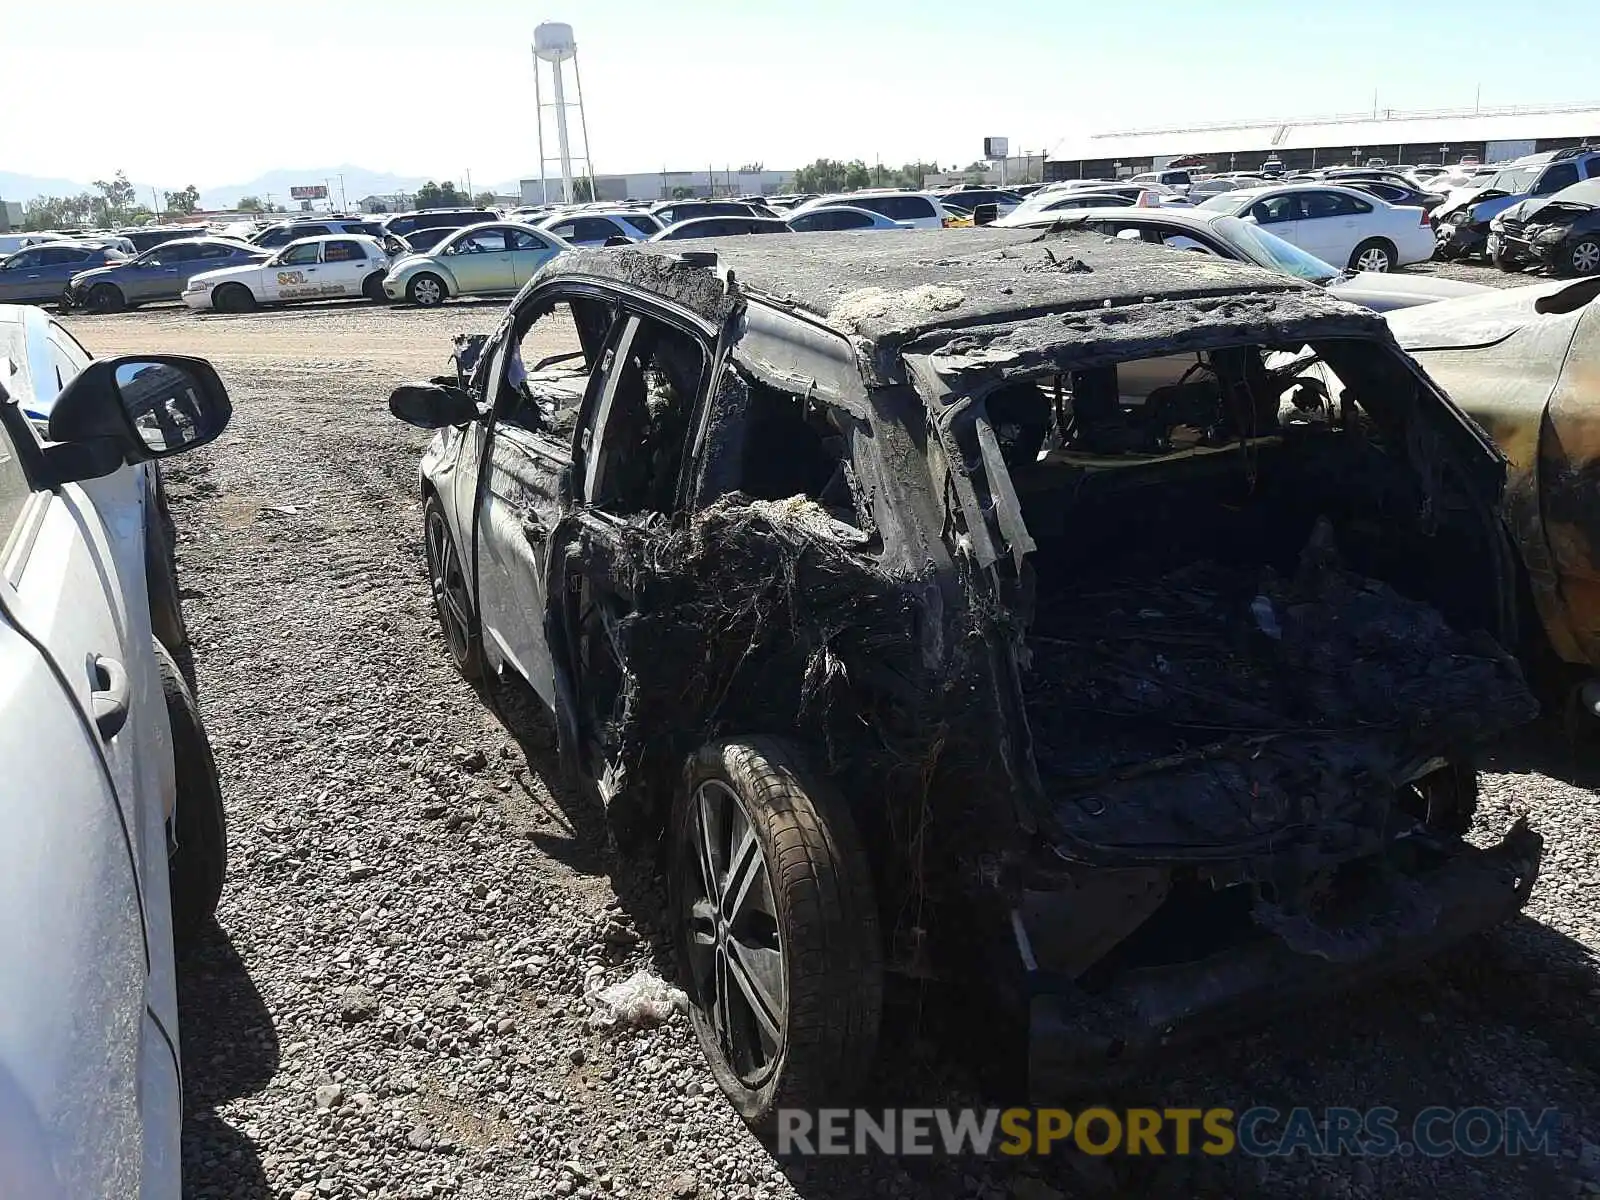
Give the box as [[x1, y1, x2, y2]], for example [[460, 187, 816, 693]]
[[425, 509, 472, 663], [1357, 247, 1392, 272], [681, 779, 786, 1086], [414, 277, 443, 306]]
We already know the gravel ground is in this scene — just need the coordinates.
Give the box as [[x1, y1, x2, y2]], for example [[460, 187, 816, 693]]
[[63, 278, 1600, 1200]]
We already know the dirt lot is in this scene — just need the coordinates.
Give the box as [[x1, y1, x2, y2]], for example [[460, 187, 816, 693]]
[[64, 272, 1600, 1200]]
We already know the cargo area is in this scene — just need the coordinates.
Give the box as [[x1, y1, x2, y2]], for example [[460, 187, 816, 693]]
[[988, 347, 1539, 862]]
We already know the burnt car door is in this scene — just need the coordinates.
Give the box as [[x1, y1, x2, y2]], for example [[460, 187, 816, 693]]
[[545, 302, 716, 785], [473, 290, 620, 705]]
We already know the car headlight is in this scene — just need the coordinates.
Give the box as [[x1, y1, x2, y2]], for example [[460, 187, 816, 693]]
[[1447, 211, 1471, 226], [185, 279, 214, 291], [1534, 226, 1565, 243]]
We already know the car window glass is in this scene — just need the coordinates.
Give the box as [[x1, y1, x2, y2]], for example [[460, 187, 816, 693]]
[[39, 246, 93, 265], [197, 243, 239, 259], [458, 230, 510, 253], [584, 314, 708, 515], [1586, 160, 1600, 181], [279, 243, 321, 266], [574, 218, 621, 242], [509, 230, 548, 251], [501, 297, 617, 437], [547, 220, 577, 238], [323, 240, 363, 262], [618, 214, 660, 237], [1251, 195, 1302, 223], [727, 377, 862, 529], [1538, 164, 1580, 195], [4, 251, 40, 270]]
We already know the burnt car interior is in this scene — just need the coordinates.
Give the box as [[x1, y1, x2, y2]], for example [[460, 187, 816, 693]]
[[960, 339, 1534, 980]]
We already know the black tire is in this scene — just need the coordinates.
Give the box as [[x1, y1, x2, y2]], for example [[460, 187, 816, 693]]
[[1560, 237, 1600, 277], [156, 639, 226, 945], [1348, 238, 1397, 273], [671, 737, 882, 1133], [87, 283, 125, 313], [145, 489, 189, 656], [1490, 238, 1525, 272], [213, 283, 255, 313], [423, 492, 483, 680], [1409, 760, 1480, 838], [362, 271, 388, 302], [407, 273, 447, 307]]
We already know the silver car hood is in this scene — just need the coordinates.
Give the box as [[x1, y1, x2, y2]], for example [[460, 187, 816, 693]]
[[1326, 271, 1492, 313]]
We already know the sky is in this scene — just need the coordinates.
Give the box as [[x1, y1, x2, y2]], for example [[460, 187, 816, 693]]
[[5, 0, 1599, 190]]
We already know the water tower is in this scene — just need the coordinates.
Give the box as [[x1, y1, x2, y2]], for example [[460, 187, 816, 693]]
[[532, 22, 595, 205]]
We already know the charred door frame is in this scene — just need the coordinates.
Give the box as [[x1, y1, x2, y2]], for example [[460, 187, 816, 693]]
[[529, 280, 729, 782]]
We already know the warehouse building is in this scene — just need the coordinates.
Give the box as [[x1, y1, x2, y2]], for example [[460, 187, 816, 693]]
[[1045, 102, 1600, 180]]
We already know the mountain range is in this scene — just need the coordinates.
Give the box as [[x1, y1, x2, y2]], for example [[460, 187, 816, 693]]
[[0, 165, 523, 212]]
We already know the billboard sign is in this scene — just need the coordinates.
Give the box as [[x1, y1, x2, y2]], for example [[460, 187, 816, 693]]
[[289, 185, 328, 200], [983, 137, 1009, 160]]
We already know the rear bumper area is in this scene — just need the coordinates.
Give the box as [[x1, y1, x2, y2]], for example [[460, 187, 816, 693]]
[[1026, 823, 1541, 1098]]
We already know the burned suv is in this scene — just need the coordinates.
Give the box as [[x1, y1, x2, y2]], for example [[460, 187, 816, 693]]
[[389, 229, 1540, 1123]]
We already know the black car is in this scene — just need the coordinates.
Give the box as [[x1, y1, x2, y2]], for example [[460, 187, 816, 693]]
[[1490, 179, 1600, 277], [380, 209, 497, 238], [249, 218, 383, 249], [1343, 178, 1448, 215], [118, 226, 208, 253], [380, 225, 459, 258], [647, 200, 778, 226]]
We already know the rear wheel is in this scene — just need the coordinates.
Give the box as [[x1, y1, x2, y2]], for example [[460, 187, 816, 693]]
[[671, 738, 882, 1132], [213, 283, 255, 313], [1349, 238, 1397, 273], [362, 271, 388, 302], [423, 492, 482, 680], [408, 273, 446, 307], [157, 639, 226, 946], [87, 283, 125, 313], [1562, 237, 1600, 277]]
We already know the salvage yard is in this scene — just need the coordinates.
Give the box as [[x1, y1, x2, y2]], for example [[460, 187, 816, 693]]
[[63, 280, 1600, 1200]]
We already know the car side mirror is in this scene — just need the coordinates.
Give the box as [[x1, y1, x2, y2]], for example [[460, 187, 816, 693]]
[[46, 355, 231, 480], [389, 382, 478, 428]]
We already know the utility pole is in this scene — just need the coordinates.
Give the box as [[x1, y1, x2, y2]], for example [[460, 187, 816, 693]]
[[465, 168, 473, 203], [152, 188, 161, 219], [338, 173, 347, 211]]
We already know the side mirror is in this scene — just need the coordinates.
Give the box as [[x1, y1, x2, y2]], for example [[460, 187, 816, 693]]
[[49, 355, 231, 468], [389, 382, 478, 428]]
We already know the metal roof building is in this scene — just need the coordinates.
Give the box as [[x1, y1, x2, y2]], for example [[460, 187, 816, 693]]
[[1045, 102, 1600, 179]]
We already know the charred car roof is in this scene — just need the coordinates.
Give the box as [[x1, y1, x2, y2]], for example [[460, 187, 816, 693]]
[[531, 228, 1390, 378]]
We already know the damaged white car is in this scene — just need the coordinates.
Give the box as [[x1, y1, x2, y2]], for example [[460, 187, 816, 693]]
[[387, 229, 1540, 1127]]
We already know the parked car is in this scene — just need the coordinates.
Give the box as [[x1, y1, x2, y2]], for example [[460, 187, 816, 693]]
[[1388, 279, 1600, 699], [1488, 179, 1600, 276], [1012, 207, 1489, 311], [117, 226, 208, 254], [648, 200, 778, 227], [383, 223, 568, 307], [0, 242, 128, 305], [62, 237, 268, 312], [387, 231, 1536, 1125], [248, 217, 384, 250], [183, 234, 391, 311], [0, 302, 230, 1196], [1127, 168, 1193, 192], [1342, 178, 1448, 215], [0, 233, 52, 255], [1198, 183, 1433, 271], [784, 206, 908, 233], [786, 190, 952, 230], [379, 208, 498, 239], [933, 187, 1025, 214], [1433, 148, 1600, 260], [992, 192, 1141, 225], [648, 217, 792, 242], [381, 225, 458, 259], [536, 210, 663, 247]]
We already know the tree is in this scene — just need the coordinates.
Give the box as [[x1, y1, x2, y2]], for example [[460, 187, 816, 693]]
[[22, 192, 96, 230], [791, 158, 874, 194], [670, 186, 694, 200], [737, 162, 764, 174], [91, 170, 138, 225], [164, 184, 201, 214], [236, 196, 264, 212], [414, 180, 468, 209], [572, 178, 595, 202], [474, 191, 498, 208]]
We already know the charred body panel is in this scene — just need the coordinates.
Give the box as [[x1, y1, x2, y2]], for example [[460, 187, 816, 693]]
[[1392, 281, 1600, 673], [396, 230, 1541, 1107]]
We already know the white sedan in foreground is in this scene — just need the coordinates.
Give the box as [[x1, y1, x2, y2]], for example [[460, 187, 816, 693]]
[[1197, 183, 1433, 271], [183, 234, 391, 312]]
